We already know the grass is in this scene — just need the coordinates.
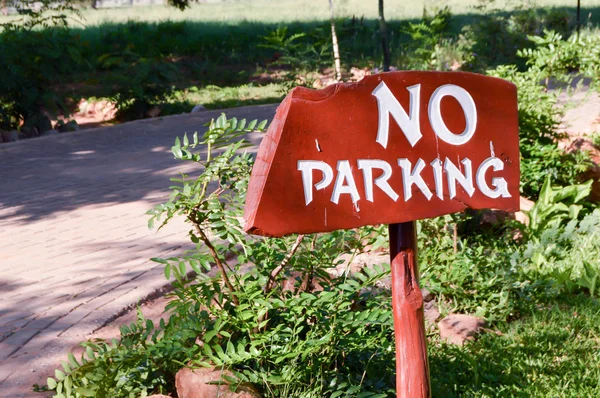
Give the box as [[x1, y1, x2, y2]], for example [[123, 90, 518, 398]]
[[591, 132, 600, 147], [429, 294, 600, 397], [12, 0, 600, 26], [164, 83, 285, 113]]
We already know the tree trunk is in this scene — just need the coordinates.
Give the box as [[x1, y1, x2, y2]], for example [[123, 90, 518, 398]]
[[329, 0, 342, 81], [577, 0, 581, 35], [378, 0, 391, 72]]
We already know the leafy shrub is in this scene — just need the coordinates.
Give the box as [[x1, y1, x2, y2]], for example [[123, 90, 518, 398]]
[[465, 6, 576, 71], [525, 176, 592, 236], [0, 27, 82, 131], [399, 6, 461, 71], [485, 29, 600, 199], [488, 62, 591, 199], [0, 0, 81, 131], [47, 310, 188, 397], [49, 115, 396, 397], [510, 177, 597, 296], [260, 25, 332, 78], [514, 209, 600, 296], [104, 56, 178, 121], [46, 113, 598, 397], [418, 215, 525, 322]]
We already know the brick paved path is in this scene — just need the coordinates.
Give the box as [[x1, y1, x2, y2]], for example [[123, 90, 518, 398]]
[[0, 105, 277, 397]]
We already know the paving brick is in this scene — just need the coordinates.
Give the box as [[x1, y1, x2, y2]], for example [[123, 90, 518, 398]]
[[0, 104, 277, 394]]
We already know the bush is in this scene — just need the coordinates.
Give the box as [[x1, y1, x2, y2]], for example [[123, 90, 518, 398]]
[[0, 27, 82, 131], [488, 62, 590, 198], [512, 178, 598, 296], [48, 115, 398, 397], [0, 0, 81, 131]]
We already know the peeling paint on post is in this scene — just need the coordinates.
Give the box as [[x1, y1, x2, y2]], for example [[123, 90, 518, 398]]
[[243, 71, 520, 397]]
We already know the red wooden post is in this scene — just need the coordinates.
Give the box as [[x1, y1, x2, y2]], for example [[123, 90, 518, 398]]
[[389, 221, 430, 398]]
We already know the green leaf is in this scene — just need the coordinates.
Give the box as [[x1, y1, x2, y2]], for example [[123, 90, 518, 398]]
[[61, 361, 71, 373], [204, 330, 217, 343], [172, 144, 183, 159], [64, 376, 72, 396], [47, 377, 57, 390], [75, 387, 96, 397], [85, 346, 95, 360], [55, 369, 65, 381], [68, 352, 79, 368]]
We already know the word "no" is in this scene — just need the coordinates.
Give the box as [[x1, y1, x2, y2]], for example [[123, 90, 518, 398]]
[[372, 82, 477, 148]]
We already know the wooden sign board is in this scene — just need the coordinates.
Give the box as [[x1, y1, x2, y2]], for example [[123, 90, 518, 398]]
[[244, 71, 519, 237]]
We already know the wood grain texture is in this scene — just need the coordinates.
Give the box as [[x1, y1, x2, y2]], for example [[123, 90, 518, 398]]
[[389, 222, 430, 398]]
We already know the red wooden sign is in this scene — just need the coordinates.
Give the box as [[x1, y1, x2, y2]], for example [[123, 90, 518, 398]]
[[244, 71, 519, 236]]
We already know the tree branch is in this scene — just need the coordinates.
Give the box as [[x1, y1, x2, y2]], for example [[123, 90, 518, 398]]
[[265, 234, 305, 293], [193, 223, 239, 306]]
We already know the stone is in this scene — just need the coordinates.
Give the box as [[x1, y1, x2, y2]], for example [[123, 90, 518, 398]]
[[282, 270, 327, 293], [36, 115, 53, 133], [421, 288, 434, 303], [515, 196, 535, 226], [20, 126, 39, 138], [580, 164, 600, 202], [349, 66, 370, 82], [175, 367, 261, 398], [479, 209, 513, 226], [23, 114, 53, 135], [438, 314, 487, 346], [57, 120, 80, 133], [565, 137, 600, 164], [565, 137, 600, 202], [146, 106, 161, 118], [423, 299, 440, 324], [327, 252, 389, 278], [41, 129, 59, 137], [191, 104, 207, 113], [1, 130, 19, 142], [76, 98, 118, 122]]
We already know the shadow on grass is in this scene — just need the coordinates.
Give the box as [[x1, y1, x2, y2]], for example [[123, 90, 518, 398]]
[[430, 294, 600, 396]]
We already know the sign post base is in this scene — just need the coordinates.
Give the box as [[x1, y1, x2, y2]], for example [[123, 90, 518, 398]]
[[389, 222, 431, 398]]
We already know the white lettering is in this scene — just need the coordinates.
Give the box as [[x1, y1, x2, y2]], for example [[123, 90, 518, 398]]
[[398, 158, 433, 201], [476, 157, 511, 198], [444, 158, 475, 199], [428, 84, 478, 146], [298, 160, 334, 205], [431, 158, 444, 200], [372, 82, 422, 148], [357, 159, 399, 202], [331, 160, 361, 204]]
